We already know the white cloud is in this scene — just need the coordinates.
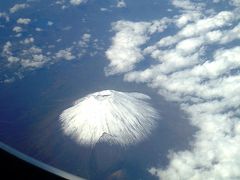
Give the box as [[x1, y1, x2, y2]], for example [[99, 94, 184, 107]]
[[0, 12, 10, 22], [7, 56, 20, 63], [100, 8, 109, 12], [205, 47, 240, 77], [82, 33, 91, 41], [69, 0, 87, 6], [20, 37, 35, 45], [205, 30, 223, 42], [230, 0, 240, 7], [19, 46, 50, 69], [9, 3, 29, 14], [171, 0, 204, 11], [1, 31, 93, 83], [106, 2, 240, 179], [55, 48, 75, 60], [2, 41, 12, 57], [12, 26, 23, 33], [116, 0, 126, 8], [220, 23, 240, 43], [1, 42, 21, 66], [156, 11, 236, 49], [105, 21, 151, 75], [17, 18, 31, 25], [105, 19, 171, 75], [35, 27, 43, 32], [47, 21, 54, 26], [3, 77, 15, 83], [179, 11, 235, 37], [175, 12, 202, 28], [78, 33, 91, 47], [1, 43, 49, 69], [176, 37, 203, 55], [1, 30, 92, 83], [21, 54, 48, 68]]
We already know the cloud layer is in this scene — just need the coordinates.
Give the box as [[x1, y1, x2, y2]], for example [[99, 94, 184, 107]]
[[105, 0, 240, 179]]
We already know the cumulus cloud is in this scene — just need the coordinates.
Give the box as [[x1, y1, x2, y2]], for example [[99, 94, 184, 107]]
[[156, 11, 236, 50], [55, 48, 75, 60], [19, 46, 50, 69], [179, 11, 235, 37], [105, 21, 150, 75], [105, 19, 171, 75], [1, 31, 94, 83], [60, 90, 159, 146], [47, 21, 54, 26], [175, 12, 202, 28], [2, 42, 12, 57], [9, 3, 29, 14], [116, 0, 126, 8], [100, 8, 109, 12], [69, 0, 87, 6], [1, 41, 49, 71], [17, 18, 31, 25], [220, 23, 240, 43], [171, 0, 205, 11], [175, 37, 203, 55], [0, 12, 10, 22], [78, 33, 91, 48], [12, 26, 23, 33], [21, 54, 49, 68], [20, 37, 35, 45], [229, 0, 240, 7], [105, 0, 240, 179]]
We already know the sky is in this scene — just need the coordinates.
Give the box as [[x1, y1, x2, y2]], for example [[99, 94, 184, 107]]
[[1, 0, 240, 179]]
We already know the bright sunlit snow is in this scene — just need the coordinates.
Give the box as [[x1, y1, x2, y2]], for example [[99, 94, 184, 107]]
[[60, 90, 159, 147]]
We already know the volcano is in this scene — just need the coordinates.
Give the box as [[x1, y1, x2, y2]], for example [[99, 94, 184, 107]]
[[59, 90, 159, 147]]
